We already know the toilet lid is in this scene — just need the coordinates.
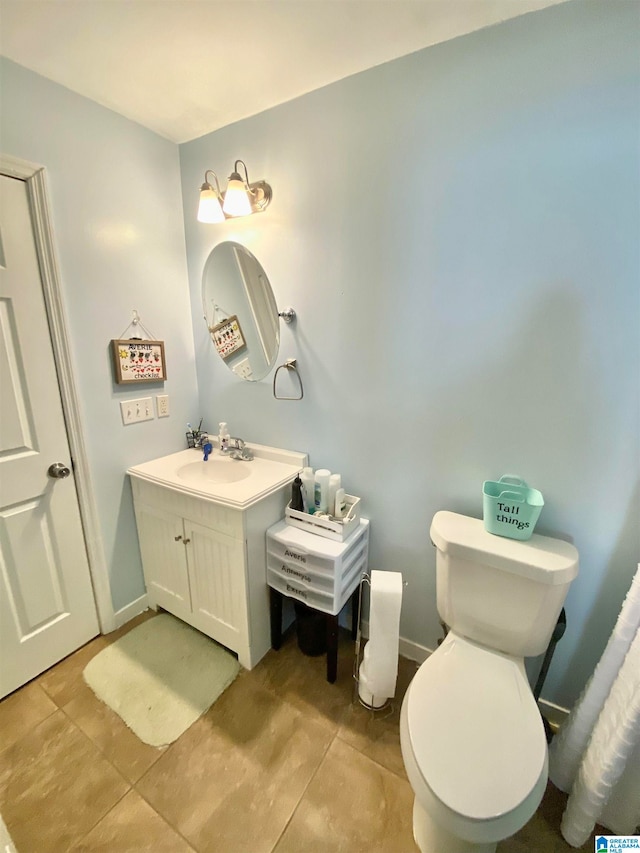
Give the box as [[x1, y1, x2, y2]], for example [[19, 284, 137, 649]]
[[406, 635, 547, 821]]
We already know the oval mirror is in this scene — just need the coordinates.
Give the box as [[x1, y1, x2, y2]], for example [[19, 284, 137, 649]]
[[202, 242, 279, 381]]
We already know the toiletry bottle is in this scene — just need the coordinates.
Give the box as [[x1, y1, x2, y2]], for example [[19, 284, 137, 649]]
[[218, 422, 229, 452], [327, 474, 341, 518], [300, 466, 315, 513], [334, 487, 346, 518], [291, 476, 304, 512], [314, 469, 331, 513]]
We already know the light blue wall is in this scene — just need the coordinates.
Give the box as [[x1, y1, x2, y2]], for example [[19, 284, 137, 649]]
[[0, 59, 199, 611], [180, 1, 640, 708], [1, 1, 637, 709]]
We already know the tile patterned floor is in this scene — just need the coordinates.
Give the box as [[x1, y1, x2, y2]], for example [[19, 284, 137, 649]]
[[0, 612, 601, 852]]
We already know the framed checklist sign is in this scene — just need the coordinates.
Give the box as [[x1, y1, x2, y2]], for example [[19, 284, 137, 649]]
[[210, 315, 247, 361], [112, 339, 167, 384]]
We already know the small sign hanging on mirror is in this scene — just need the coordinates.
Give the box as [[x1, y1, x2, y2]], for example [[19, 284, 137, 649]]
[[111, 339, 167, 383], [210, 314, 246, 360]]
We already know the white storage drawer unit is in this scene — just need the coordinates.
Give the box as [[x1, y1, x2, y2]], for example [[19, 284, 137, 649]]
[[266, 519, 369, 616]]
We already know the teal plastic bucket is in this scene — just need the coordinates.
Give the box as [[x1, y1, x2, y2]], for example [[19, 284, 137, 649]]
[[482, 474, 544, 541]]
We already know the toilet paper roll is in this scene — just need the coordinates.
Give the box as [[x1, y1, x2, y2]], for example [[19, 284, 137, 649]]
[[358, 658, 387, 708], [366, 570, 403, 699]]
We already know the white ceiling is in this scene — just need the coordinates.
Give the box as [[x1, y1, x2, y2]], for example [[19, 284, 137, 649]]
[[0, 0, 566, 144]]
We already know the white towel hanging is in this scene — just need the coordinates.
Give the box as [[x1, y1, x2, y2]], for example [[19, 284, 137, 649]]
[[549, 563, 640, 845]]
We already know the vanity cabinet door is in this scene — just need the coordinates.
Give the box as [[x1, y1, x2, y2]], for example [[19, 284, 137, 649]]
[[183, 519, 250, 665], [134, 503, 192, 619], [130, 476, 275, 669]]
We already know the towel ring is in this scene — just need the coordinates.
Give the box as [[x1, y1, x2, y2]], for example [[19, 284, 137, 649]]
[[273, 358, 304, 400]]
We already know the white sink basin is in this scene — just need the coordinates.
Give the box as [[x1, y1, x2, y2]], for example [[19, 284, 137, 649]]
[[177, 459, 252, 485], [127, 443, 307, 508]]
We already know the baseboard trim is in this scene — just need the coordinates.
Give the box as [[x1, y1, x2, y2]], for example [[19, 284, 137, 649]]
[[398, 635, 432, 664], [360, 620, 570, 724], [360, 620, 431, 663], [537, 698, 569, 730], [112, 594, 149, 630]]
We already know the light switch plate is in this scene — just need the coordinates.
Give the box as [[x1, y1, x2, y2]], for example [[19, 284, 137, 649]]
[[120, 397, 154, 425]]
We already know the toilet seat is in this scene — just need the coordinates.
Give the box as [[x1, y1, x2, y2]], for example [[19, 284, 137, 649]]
[[402, 632, 548, 842]]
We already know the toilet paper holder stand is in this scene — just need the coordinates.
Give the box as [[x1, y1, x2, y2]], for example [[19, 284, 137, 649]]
[[352, 572, 408, 715]]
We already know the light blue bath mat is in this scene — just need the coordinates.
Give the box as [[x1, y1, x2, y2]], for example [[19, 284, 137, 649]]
[[83, 614, 240, 747]]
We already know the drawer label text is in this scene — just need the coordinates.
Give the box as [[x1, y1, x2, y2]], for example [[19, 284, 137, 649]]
[[284, 548, 306, 564], [286, 583, 307, 599], [280, 563, 311, 584]]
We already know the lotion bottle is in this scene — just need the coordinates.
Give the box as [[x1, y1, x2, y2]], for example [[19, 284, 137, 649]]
[[327, 474, 341, 518], [314, 469, 331, 513], [334, 488, 346, 518], [300, 467, 315, 513]]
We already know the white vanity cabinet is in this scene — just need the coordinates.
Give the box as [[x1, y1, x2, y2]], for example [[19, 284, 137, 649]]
[[128, 445, 306, 670]]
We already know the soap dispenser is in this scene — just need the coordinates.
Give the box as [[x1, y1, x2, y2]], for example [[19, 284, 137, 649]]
[[218, 422, 229, 452]]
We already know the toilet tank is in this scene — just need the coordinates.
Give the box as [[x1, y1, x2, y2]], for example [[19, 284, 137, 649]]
[[430, 511, 579, 657]]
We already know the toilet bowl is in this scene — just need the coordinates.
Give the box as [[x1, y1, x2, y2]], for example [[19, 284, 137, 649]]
[[400, 511, 579, 853], [400, 632, 548, 853]]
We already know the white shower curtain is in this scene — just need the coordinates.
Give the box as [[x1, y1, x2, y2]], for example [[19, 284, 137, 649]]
[[548, 563, 640, 847]]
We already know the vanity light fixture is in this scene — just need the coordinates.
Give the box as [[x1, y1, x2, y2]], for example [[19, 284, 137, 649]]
[[223, 159, 272, 217], [197, 159, 272, 222], [222, 161, 253, 217], [197, 171, 225, 223]]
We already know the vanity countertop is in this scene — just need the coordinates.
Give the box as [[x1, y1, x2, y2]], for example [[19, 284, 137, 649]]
[[127, 443, 307, 509]]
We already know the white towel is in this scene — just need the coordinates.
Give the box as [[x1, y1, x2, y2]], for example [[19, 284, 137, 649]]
[[549, 564, 640, 846]]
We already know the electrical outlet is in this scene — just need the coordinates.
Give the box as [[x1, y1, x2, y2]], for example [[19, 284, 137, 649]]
[[120, 397, 154, 425], [156, 394, 170, 418], [233, 357, 253, 380]]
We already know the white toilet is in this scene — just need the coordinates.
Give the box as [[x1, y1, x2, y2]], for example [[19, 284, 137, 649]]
[[400, 511, 579, 853]]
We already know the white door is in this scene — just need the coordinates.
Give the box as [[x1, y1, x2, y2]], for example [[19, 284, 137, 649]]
[[0, 173, 99, 698]]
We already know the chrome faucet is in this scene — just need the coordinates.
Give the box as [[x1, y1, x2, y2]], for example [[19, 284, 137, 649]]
[[220, 436, 244, 453], [220, 437, 253, 461]]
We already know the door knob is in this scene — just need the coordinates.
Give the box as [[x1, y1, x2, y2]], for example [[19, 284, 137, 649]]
[[47, 462, 71, 479]]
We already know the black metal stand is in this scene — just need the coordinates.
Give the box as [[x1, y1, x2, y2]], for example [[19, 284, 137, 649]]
[[534, 607, 567, 742], [269, 587, 359, 683]]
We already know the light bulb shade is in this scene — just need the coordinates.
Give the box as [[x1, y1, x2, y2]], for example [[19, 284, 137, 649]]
[[197, 186, 225, 223], [222, 177, 253, 217]]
